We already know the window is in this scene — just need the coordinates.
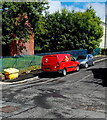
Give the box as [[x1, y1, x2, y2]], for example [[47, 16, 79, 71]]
[[77, 55, 86, 59], [71, 56, 76, 61]]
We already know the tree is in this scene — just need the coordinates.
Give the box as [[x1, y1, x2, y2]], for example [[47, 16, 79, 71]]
[[2, 2, 103, 53], [40, 8, 75, 52], [71, 8, 103, 52], [2, 1, 49, 45], [38, 8, 103, 52]]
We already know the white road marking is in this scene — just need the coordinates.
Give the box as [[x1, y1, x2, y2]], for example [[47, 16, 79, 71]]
[[70, 74, 92, 86]]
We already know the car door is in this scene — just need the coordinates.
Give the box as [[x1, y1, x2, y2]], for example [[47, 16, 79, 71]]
[[87, 54, 93, 65]]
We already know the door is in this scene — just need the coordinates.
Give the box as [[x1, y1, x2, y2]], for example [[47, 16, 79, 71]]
[[87, 54, 93, 65], [67, 56, 77, 72], [42, 56, 57, 71]]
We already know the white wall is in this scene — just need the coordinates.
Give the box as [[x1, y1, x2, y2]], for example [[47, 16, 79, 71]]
[[100, 24, 105, 48]]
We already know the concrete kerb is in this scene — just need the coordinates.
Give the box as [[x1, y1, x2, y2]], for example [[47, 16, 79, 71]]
[[0, 76, 39, 85], [0, 55, 107, 85]]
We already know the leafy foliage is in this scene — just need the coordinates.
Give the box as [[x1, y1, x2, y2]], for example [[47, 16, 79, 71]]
[[2, 2, 103, 53], [2, 2, 49, 45], [36, 8, 103, 52]]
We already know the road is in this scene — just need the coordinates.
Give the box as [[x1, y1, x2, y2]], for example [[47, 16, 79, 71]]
[[0, 60, 107, 119]]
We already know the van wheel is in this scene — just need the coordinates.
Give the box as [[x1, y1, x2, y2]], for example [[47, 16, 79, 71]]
[[62, 69, 67, 76], [76, 66, 80, 72]]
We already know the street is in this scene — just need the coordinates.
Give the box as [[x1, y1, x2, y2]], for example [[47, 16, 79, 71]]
[[0, 60, 107, 119]]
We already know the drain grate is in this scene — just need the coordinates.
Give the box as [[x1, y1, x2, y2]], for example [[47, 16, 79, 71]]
[[86, 107, 97, 111], [0, 106, 19, 113], [80, 105, 97, 111]]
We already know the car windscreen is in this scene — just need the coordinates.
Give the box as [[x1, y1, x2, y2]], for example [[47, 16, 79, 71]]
[[77, 55, 86, 59]]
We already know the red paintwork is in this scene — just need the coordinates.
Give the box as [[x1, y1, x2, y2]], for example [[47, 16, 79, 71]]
[[42, 54, 80, 73]]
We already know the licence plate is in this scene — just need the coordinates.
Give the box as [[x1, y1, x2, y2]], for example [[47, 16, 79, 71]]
[[45, 68, 50, 71]]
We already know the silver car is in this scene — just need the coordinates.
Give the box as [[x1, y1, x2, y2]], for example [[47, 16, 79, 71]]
[[76, 54, 95, 68]]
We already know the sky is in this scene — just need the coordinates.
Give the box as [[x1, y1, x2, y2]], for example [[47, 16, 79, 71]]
[[48, 0, 106, 22]]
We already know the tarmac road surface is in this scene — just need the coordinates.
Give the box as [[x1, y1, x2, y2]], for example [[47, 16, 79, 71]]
[[0, 60, 107, 119]]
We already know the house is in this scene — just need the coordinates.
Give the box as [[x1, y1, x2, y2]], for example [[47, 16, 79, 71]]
[[100, 21, 107, 49]]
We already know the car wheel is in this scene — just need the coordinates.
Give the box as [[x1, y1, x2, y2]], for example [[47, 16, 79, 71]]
[[92, 61, 95, 66], [76, 65, 80, 72], [85, 63, 88, 68], [62, 69, 67, 76]]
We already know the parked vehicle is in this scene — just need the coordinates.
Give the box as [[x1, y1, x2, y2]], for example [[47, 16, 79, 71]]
[[42, 54, 80, 76], [76, 54, 94, 68]]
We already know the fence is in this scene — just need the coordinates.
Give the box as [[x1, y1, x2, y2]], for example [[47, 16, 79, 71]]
[[36, 49, 88, 57], [91, 48, 101, 56], [0, 49, 100, 73], [0, 55, 43, 72]]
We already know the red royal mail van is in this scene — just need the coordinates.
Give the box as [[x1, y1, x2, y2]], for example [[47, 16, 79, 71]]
[[42, 54, 80, 76]]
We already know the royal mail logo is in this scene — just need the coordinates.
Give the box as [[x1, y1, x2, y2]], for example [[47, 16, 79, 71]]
[[64, 56, 69, 61]]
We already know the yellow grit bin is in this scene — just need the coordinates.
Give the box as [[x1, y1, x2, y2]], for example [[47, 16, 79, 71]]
[[4, 68, 19, 79]]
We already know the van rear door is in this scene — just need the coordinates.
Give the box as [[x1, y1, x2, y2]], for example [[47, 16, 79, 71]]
[[42, 56, 58, 71]]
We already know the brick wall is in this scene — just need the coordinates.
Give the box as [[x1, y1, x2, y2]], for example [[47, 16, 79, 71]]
[[10, 34, 34, 56]]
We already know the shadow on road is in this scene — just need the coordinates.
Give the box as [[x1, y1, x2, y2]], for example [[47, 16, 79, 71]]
[[88, 68, 107, 87], [32, 89, 67, 110], [38, 70, 76, 78], [38, 72, 60, 78]]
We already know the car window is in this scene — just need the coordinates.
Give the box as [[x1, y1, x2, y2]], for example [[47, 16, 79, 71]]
[[77, 55, 86, 59], [88, 55, 90, 59], [88, 54, 93, 59]]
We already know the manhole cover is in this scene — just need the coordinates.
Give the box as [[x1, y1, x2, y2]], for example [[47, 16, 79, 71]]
[[86, 107, 97, 111], [80, 105, 97, 111], [0, 106, 19, 113]]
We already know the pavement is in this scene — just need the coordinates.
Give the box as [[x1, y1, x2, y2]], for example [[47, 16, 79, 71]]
[[0, 55, 107, 85], [94, 55, 107, 63]]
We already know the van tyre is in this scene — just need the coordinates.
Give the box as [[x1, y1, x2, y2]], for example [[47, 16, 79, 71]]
[[62, 69, 67, 76], [76, 66, 80, 72]]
